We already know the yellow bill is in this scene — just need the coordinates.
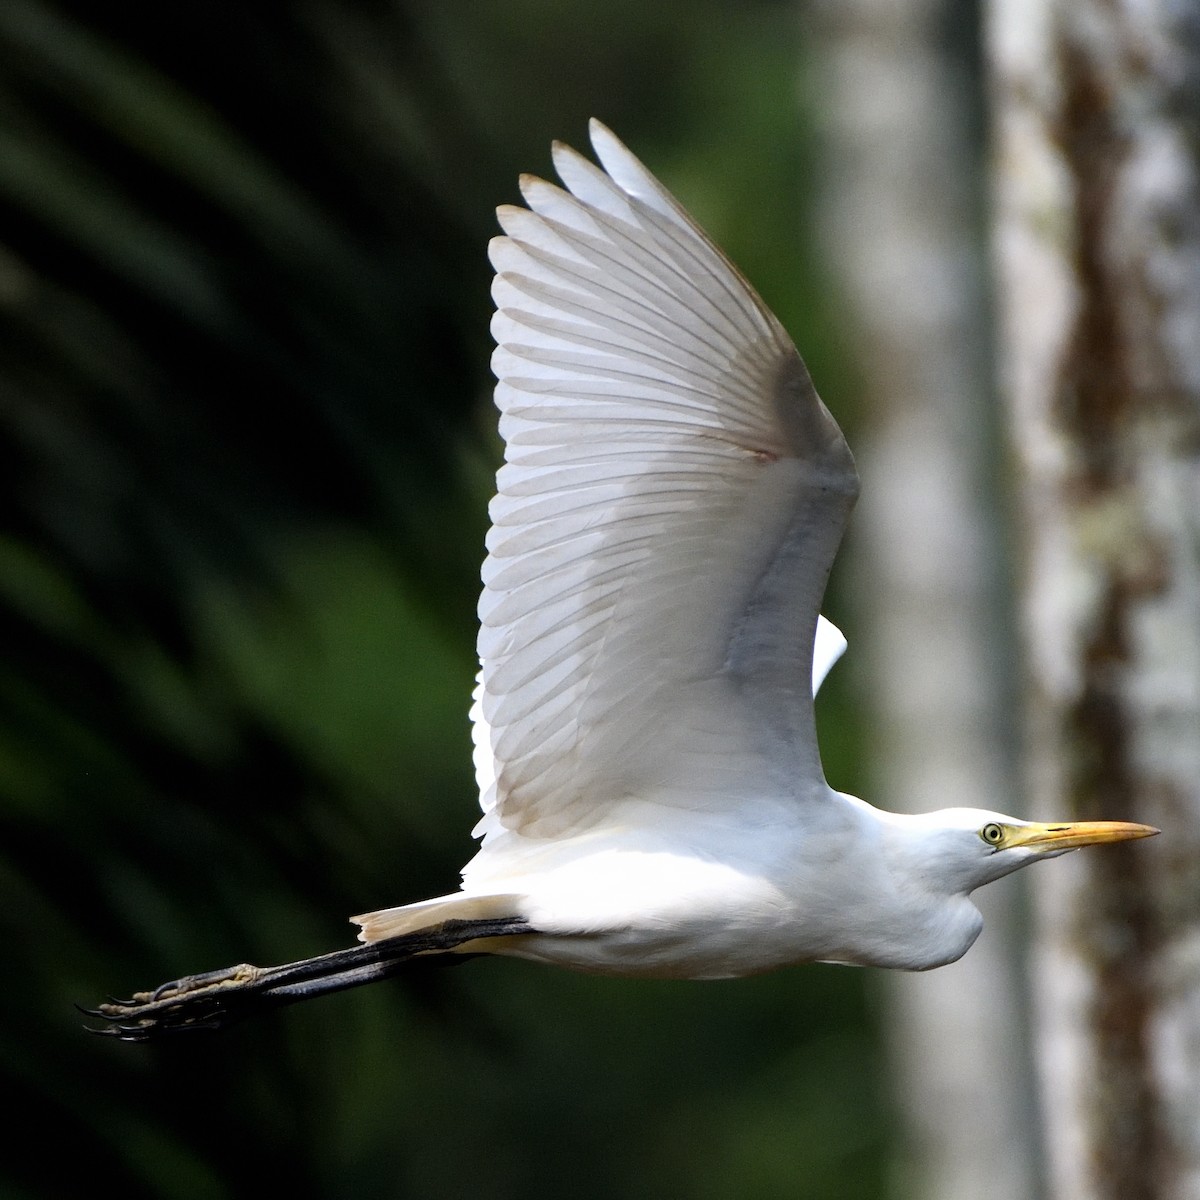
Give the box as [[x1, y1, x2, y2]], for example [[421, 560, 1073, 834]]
[[1005, 820, 1160, 853]]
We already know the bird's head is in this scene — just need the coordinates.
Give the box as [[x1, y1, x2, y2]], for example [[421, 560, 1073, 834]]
[[843, 806, 1159, 970], [897, 807, 1159, 895]]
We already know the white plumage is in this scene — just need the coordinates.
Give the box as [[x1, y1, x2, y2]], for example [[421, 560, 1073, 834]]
[[93, 121, 1158, 1038], [350, 121, 1155, 977]]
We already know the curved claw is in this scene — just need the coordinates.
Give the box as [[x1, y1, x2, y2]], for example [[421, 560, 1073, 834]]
[[80, 963, 265, 1039], [87, 1011, 231, 1041], [84, 994, 239, 1039], [85, 1022, 145, 1040]]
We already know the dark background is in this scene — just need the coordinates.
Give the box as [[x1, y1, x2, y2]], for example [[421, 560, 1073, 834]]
[[0, 2, 957, 1195]]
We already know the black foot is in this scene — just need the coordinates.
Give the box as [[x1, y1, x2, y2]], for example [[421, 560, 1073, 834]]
[[85, 917, 535, 1041]]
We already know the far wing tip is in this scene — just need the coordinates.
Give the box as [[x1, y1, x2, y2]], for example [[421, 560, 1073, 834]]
[[812, 616, 847, 697]]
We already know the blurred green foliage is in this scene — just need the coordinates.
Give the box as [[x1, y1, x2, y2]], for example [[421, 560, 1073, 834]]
[[0, 2, 886, 1196]]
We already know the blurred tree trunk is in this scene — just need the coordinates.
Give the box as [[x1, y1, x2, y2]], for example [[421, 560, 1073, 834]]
[[988, 4, 1200, 1200], [811, 3, 1039, 1199]]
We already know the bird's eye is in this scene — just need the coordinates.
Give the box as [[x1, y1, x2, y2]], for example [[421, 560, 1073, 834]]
[[980, 823, 1005, 847]]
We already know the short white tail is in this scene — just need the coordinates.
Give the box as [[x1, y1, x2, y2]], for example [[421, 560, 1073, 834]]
[[351, 892, 525, 943]]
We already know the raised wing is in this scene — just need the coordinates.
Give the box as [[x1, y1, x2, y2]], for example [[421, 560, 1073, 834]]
[[474, 121, 857, 841]]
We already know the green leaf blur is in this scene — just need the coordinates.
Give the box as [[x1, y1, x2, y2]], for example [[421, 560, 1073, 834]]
[[0, 2, 885, 1197]]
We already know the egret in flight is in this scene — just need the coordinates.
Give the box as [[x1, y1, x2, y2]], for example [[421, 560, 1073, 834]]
[[93, 121, 1156, 1039]]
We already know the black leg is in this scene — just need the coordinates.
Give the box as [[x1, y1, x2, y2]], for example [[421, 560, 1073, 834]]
[[84, 916, 537, 1041]]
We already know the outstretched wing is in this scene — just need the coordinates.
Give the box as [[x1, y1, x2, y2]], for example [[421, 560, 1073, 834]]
[[474, 121, 857, 841]]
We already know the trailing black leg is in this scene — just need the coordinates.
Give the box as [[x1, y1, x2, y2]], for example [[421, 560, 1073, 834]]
[[84, 916, 537, 1041]]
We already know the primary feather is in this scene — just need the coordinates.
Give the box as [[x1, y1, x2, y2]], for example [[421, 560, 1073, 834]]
[[92, 122, 1158, 1041], [354, 120, 859, 959], [477, 122, 857, 842], [353, 123, 1151, 977]]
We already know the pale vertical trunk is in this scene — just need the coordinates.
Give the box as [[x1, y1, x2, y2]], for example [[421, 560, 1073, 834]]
[[811, 3, 1038, 1198], [988, 3, 1200, 1199]]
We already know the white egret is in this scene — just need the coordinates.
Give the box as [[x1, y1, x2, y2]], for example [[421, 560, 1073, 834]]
[[93, 121, 1156, 1039]]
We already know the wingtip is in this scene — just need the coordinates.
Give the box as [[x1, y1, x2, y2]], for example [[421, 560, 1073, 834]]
[[588, 116, 615, 142], [549, 138, 587, 175], [517, 171, 557, 205], [587, 118, 623, 158]]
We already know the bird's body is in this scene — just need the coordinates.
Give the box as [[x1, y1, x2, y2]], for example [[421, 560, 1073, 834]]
[[348, 120, 1153, 979], [422, 797, 991, 978], [94, 121, 1156, 1039]]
